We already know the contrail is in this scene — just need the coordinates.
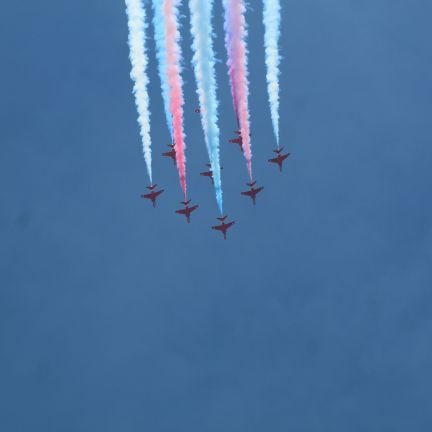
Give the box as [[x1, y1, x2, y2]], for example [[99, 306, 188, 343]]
[[153, 0, 187, 197], [188, 0, 223, 213], [222, 0, 252, 180], [125, 0, 153, 182], [263, 0, 281, 146], [152, 0, 172, 136]]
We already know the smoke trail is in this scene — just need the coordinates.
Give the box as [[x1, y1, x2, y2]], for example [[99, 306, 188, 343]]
[[188, 0, 223, 213], [153, 0, 187, 197], [152, 0, 172, 136], [125, 0, 153, 182], [263, 0, 281, 146], [222, 0, 252, 179]]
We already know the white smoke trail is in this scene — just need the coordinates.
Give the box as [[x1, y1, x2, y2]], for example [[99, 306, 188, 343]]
[[263, 0, 281, 146], [152, 0, 173, 137], [188, 0, 223, 213], [125, 0, 153, 181]]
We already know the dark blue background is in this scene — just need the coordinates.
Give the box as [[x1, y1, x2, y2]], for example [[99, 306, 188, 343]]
[[1, 1, 431, 430]]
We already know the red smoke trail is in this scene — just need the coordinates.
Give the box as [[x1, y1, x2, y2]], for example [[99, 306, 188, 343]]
[[163, 0, 187, 197], [223, 0, 252, 179]]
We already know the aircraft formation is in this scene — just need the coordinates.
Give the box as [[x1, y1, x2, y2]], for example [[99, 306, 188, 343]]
[[125, 0, 285, 239]]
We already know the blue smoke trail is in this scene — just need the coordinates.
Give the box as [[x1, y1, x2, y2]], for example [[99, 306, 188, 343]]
[[188, 0, 223, 213], [263, 0, 281, 146], [125, 0, 153, 182], [152, 0, 173, 137]]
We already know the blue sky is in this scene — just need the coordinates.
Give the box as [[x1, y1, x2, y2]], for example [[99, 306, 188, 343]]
[[1, 1, 431, 431]]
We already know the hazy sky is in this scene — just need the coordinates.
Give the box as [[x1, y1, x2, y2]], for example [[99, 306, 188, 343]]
[[1, 1, 431, 431]]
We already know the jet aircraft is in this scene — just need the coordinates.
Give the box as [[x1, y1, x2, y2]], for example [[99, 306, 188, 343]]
[[175, 200, 199, 223], [240, 181, 264, 205], [200, 164, 223, 185], [268, 147, 290, 172], [229, 130, 252, 150], [162, 143, 176, 164], [141, 185, 164, 208], [211, 216, 235, 240], [229, 134, 243, 150]]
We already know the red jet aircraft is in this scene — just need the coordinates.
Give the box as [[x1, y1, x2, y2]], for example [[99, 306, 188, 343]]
[[200, 164, 224, 185], [162, 143, 176, 164], [211, 216, 235, 240], [268, 147, 290, 172], [240, 181, 264, 205], [141, 185, 164, 208], [175, 200, 199, 223], [229, 130, 252, 150], [229, 130, 243, 150]]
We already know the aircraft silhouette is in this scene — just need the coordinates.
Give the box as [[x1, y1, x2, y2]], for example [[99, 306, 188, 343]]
[[175, 200, 199, 223], [240, 181, 264, 205], [228, 130, 252, 151], [211, 216, 235, 240], [141, 185, 164, 208], [162, 143, 176, 164], [200, 164, 224, 184], [268, 147, 290, 172], [229, 130, 243, 150]]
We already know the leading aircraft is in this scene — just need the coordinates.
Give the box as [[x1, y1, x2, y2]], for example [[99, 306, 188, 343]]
[[211, 216, 235, 240], [175, 200, 199, 223], [141, 185, 164, 208], [268, 147, 290, 172], [240, 181, 264, 205], [162, 143, 176, 164]]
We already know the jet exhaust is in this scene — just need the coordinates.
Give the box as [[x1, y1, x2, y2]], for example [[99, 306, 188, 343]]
[[188, 0, 223, 213], [263, 0, 281, 146], [152, 0, 172, 136], [153, 0, 187, 198], [125, 0, 153, 182], [222, 0, 253, 180]]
